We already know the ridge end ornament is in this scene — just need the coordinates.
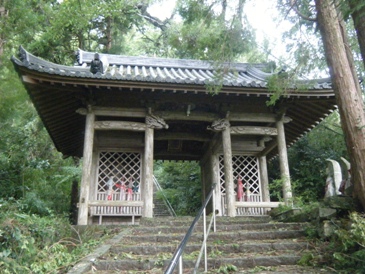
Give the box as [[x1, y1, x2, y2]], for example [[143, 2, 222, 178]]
[[207, 119, 230, 132], [146, 114, 169, 129]]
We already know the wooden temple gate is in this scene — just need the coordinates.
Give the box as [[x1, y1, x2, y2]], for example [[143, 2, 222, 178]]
[[12, 47, 337, 225]]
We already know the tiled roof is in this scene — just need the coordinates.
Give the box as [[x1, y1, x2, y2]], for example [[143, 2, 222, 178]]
[[11, 46, 337, 159], [12, 46, 332, 90]]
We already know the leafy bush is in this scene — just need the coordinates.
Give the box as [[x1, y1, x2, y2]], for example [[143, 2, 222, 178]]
[[0, 198, 111, 273], [300, 212, 365, 272], [331, 212, 365, 271]]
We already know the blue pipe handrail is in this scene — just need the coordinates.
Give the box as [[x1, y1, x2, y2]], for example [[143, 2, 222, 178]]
[[164, 183, 217, 274]]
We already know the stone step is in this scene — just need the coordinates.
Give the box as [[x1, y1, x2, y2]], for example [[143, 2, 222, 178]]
[[71, 216, 313, 274], [130, 222, 306, 234], [90, 264, 334, 273], [119, 229, 305, 244], [140, 216, 272, 226], [110, 240, 308, 256], [91, 254, 302, 272]]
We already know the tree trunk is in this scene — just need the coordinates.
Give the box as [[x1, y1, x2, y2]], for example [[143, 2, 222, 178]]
[[106, 16, 112, 52], [315, 0, 365, 210], [348, 0, 365, 71], [0, 3, 8, 59]]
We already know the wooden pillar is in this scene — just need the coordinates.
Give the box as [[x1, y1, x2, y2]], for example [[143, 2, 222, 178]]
[[258, 139, 270, 202], [78, 108, 95, 225], [222, 125, 235, 217], [258, 155, 270, 202], [143, 113, 168, 218], [208, 119, 235, 217], [143, 126, 154, 218], [276, 116, 293, 205]]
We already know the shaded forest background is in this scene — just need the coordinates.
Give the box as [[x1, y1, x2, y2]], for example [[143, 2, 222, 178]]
[[0, 0, 363, 272]]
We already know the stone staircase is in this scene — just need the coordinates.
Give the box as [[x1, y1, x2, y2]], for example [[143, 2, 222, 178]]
[[153, 193, 173, 217], [73, 216, 327, 273], [153, 179, 174, 217]]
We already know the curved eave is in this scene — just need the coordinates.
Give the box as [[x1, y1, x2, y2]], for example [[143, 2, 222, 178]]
[[12, 56, 335, 99], [11, 49, 337, 160]]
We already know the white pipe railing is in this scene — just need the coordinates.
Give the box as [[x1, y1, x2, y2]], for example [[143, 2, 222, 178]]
[[153, 175, 177, 217], [165, 183, 217, 274]]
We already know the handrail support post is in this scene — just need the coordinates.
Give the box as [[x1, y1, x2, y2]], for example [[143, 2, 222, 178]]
[[203, 207, 207, 272]]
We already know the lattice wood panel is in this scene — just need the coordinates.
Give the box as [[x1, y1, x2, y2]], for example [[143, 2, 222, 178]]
[[232, 155, 261, 197], [96, 151, 141, 200], [219, 155, 263, 215]]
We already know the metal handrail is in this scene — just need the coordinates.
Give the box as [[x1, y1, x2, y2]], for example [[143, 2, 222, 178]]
[[153, 175, 177, 217], [164, 183, 217, 274]]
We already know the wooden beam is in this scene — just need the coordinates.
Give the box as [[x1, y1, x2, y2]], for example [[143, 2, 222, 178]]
[[156, 111, 219, 122], [22, 75, 37, 84], [258, 140, 277, 157], [94, 121, 146, 131], [88, 200, 144, 207], [235, 202, 284, 208], [81, 107, 291, 124], [155, 132, 210, 142], [154, 151, 201, 160], [229, 113, 292, 123], [92, 107, 147, 118], [230, 126, 277, 136]]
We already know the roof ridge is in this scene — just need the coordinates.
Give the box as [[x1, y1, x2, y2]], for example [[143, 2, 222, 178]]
[[75, 49, 268, 72]]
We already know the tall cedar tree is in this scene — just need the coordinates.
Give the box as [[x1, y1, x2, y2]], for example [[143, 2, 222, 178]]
[[348, 0, 365, 70], [315, 0, 365, 210]]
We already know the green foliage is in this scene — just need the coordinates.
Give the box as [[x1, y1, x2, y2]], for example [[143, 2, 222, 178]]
[[302, 212, 365, 272], [0, 198, 114, 273], [216, 264, 237, 273], [154, 161, 202, 216], [266, 73, 293, 106]]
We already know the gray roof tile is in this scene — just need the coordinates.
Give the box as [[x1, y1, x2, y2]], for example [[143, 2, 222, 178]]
[[11, 46, 333, 91]]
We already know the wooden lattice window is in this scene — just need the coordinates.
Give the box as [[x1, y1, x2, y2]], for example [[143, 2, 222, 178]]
[[219, 155, 263, 215], [96, 151, 142, 201], [232, 155, 261, 198]]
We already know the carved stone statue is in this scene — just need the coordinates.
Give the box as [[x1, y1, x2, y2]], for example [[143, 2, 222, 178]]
[[339, 157, 352, 196], [325, 159, 342, 197], [90, 53, 104, 74]]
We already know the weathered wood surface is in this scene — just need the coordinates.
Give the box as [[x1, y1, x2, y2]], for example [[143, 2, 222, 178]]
[[276, 116, 293, 206], [230, 126, 277, 136], [81, 107, 291, 124], [235, 202, 284, 208], [155, 132, 210, 142], [78, 109, 95, 225], [143, 126, 154, 218], [222, 123, 235, 217], [88, 200, 144, 207], [259, 155, 270, 202], [94, 121, 146, 131]]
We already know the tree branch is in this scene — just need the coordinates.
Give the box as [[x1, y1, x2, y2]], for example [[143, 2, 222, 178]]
[[137, 4, 176, 31], [288, 0, 317, 22]]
